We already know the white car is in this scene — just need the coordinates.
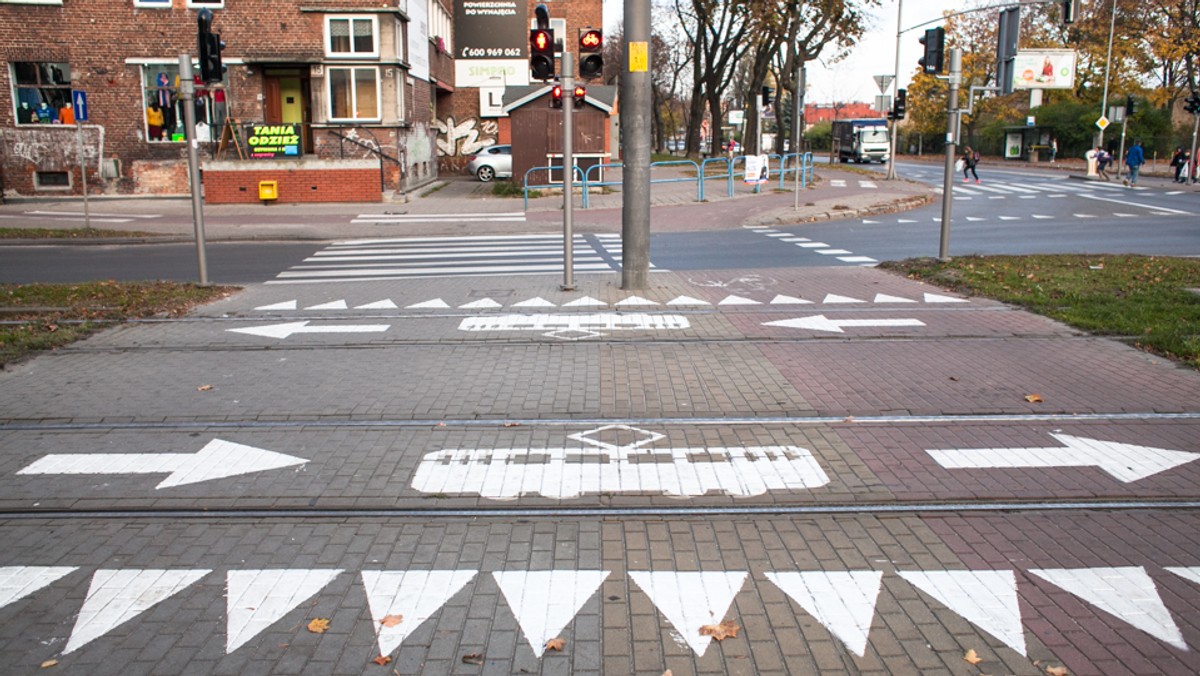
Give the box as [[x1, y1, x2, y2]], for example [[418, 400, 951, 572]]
[[466, 144, 512, 182]]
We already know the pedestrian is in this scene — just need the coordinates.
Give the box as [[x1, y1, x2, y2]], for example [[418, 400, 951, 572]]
[[1049, 137, 1058, 163], [961, 145, 980, 183], [1171, 146, 1188, 183], [1096, 147, 1111, 181], [1124, 140, 1145, 186]]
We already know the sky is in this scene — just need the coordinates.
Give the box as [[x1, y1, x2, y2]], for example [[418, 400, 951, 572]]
[[601, 0, 961, 105]]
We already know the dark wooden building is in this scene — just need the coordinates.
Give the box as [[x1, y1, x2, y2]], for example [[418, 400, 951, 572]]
[[502, 84, 614, 185]]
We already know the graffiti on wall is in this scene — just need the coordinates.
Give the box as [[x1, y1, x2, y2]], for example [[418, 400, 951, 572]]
[[407, 122, 435, 165], [0, 125, 106, 168], [435, 116, 497, 157]]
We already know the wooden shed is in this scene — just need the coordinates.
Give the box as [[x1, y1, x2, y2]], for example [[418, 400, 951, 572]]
[[502, 85, 616, 185]]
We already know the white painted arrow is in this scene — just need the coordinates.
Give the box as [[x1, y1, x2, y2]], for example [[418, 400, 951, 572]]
[[764, 315, 925, 333], [926, 433, 1200, 483], [17, 439, 308, 489], [227, 321, 390, 339]]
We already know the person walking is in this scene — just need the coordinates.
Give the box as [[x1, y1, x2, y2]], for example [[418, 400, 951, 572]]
[[961, 145, 980, 183], [1096, 147, 1112, 181], [1124, 140, 1145, 186], [1171, 146, 1189, 183]]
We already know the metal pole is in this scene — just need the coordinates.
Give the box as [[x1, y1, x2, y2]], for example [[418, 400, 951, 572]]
[[1116, 114, 1128, 180], [621, 0, 651, 290], [793, 63, 805, 210], [886, 0, 903, 180], [76, 120, 91, 230], [938, 48, 961, 262], [562, 52, 575, 290], [179, 54, 210, 285], [1098, 0, 1117, 149], [1189, 113, 1199, 184]]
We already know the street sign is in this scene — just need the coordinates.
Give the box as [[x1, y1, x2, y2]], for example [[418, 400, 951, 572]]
[[71, 90, 88, 122], [1095, 115, 1109, 130], [873, 74, 894, 93]]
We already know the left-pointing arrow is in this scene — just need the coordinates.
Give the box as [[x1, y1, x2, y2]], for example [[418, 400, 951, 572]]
[[227, 321, 390, 339], [763, 315, 925, 333], [16, 439, 308, 489]]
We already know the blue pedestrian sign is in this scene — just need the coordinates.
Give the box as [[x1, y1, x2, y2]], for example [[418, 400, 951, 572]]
[[72, 90, 88, 122]]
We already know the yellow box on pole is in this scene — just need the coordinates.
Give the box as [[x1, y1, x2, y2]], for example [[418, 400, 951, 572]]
[[258, 180, 278, 201]]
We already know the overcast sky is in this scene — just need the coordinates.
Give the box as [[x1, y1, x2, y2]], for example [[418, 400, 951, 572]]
[[601, 0, 961, 105]]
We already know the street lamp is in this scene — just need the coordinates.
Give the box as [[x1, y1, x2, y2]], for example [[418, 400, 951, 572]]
[[1098, 0, 1117, 149]]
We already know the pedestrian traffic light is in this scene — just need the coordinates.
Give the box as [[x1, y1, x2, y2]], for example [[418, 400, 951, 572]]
[[761, 86, 773, 107], [550, 84, 563, 109], [1126, 95, 1137, 117], [1061, 0, 1081, 24], [919, 26, 945, 75], [578, 28, 603, 80], [530, 28, 555, 81], [573, 85, 586, 109], [892, 88, 907, 120], [1186, 94, 1200, 115], [197, 8, 226, 85]]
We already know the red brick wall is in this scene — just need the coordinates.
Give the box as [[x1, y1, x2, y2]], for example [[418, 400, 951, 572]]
[[202, 165, 381, 204]]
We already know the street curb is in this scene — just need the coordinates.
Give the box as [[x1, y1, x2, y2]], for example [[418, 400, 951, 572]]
[[745, 193, 934, 227]]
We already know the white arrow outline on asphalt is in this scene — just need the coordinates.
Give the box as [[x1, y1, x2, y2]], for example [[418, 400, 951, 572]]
[[926, 433, 1200, 483], [764, 315, 925, 333], [16, 439, 308, 489], [227, 321, 390, 339]]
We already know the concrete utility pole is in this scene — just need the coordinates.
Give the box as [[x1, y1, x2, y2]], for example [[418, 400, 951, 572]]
[[886, 0, 903, 180], [938, 48, 962, 262], [179, 54, 210, 285], [621, 0, 651, 290], [561, 52, 575, 290]]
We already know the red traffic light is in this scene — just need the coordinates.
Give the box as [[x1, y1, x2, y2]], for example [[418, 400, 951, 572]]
[[550, 84, 563, 109], [530, 28, 555, 80], [579, 29, 601, 50], [573, 85, 586, 108], [533, 30, 551, 52], [578, 28, 603, 80]]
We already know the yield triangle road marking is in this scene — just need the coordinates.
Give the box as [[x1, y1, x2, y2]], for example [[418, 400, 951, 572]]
[[764, 315, 925, 333], [923, 293, 968, 303], [873, 294, 916, 303], [1166, 567, 1200, 587], [512, 297, 556, 308], [628, 571, 747, 656], [305, 300, 348, 310], [356, 299, 398, 309], [823, 294, 865, 304], [770, 294, 812, 305], [615, 295, 658, 306], [17, 439, 308, 489], [227, 321, 390, 339], [407, 298, 450, 309], [563, 296, 606, 307], [898, 569, 1026, 656], [226, 569, 343, 653], [926, 433, 1200, 483], [255, 300, 297, 310], [459, 298, 502, 309], [493, 570, 610, 657], [1029, 567, 1186, 650], [718, 295, 761, 305], [0, 566, 78, 610], [65, 569, 210, 654], [765, 571, 882, 657], [666, 295, 711, 306], [363, 570, 478, 656]]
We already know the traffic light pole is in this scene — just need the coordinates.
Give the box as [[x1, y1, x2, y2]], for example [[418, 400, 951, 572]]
[[621, 0, 651, 290], [179, 54, 210, 285], [938, 48, 961, 262], [561, 52, 575, 291]]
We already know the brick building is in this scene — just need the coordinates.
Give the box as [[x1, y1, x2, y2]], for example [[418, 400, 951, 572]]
[[0, 0, 454, 201]]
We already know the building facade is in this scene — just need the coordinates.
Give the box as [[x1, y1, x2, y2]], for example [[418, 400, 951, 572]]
[[0, 0, 453, 200]]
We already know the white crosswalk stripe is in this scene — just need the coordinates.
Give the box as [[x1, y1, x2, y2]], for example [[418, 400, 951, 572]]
[[270, 234, 635, 283], [350, 211, 526, 224]]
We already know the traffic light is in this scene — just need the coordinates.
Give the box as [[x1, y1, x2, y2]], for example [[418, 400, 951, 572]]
[[1061, 0, 1081, 24], [197, 8, 225, 85], [550, 84, 563, 109], [1185, 94, 1200, 115], [573, 85, 586, 109], [892, 88, 907, 120], [761, 86, 773, 107], [1126, 95, 1137, 117], [578, 28, 603, 80], [530, 28, 555, 81], [919, 27, 945, 75]]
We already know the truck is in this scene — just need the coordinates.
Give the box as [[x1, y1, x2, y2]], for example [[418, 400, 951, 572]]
[[831, 118, 891, 164]]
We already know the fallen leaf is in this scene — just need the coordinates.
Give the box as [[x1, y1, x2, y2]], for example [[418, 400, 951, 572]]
[[964, 648, 983, 665], [380, 614, 403, 627], [698, 620, 740, 641], [197, 384, 214, 391], [40, 660, 58, 668], [372, 655, 392, 666], [843, 415, 855, 423], [662, 671, 673, 676], [1045, 667, 1069, 676], [503, 422, 521, 427], [462, 652, 484, 665], [1024, 394, 1044, 403], [544, 637, 565, 652], [307, 617, 331, 634]]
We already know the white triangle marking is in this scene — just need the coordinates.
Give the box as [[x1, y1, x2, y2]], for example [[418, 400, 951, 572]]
[[362, 570, 478, 655], [493, 570, 610, 657], [898, 570, 1026, 656], [305, 300, 349, 310], [1166, 567, 1200, 587], [65, 569, 210, 654], [718, 295, 761, 306], [512, 297, 557, 308], [0, 566, 78, 610], [406, 298, 451, 309], [1029, 566, 1186, 650], [923, 293, 969, 304], [563, 296, 607, 307], [356, 299, 399, 309], [460, 298, 503, 309], [615, 296, 658, 306], [770, 295, 813, 305], [628, 571, 747, 656], [765, 571, 882, 657], [255, 300, 297, 311], [873, 293, 916, 304], [226, 569, 343, 653], [666, 296, 712, 306], [823, 294, 865, 304]]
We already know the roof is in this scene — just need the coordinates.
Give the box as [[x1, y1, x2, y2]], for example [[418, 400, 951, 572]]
[[502, 85, 616, 114]]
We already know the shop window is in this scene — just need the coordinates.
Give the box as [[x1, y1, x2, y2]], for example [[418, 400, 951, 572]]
[[12, 62, 72, 125], [326, 16, 378, 58], [141, 64, 228, 143], [328, 67, 379, 121], [35, 171, 70, 189]]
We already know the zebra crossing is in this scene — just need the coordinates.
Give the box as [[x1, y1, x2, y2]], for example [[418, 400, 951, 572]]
[[269, 233, 638, 284], [934, 177, 1149, 200], [349, 211, 527, 225]]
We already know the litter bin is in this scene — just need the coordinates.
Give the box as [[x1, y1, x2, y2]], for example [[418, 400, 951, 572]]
[[258, 180, 278, 201]]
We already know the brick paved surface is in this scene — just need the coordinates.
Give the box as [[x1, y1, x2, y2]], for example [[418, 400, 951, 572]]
[[1, 177, 1199, 674]]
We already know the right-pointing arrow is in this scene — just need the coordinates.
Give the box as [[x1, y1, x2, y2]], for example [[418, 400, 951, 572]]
[[927, 433, 1200, 483], [764, 315, 925, 333]]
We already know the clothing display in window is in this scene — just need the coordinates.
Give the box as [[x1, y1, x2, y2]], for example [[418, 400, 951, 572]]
[[146, 102, 165, 140], [17, 102, 34, 124], [58, 102, 74, 125], [35, 102, 56, 123]]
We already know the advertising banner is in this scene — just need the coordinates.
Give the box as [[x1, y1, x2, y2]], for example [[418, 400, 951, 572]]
[[247, 124, 301, 158], [1011, 50, 1076, 90], [454, 0, 529, 87]]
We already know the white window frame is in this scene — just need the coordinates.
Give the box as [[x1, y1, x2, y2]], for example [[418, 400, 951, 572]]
[[133, 0, 171, 7], [186, 0, 225, 8], [326, 66, 381, 122], [325, 15, 380, 59], [0, 1, 63, 5]]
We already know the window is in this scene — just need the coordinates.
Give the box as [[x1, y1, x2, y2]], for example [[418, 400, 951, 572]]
[[395, 71, 406, 123], [35, 171, 70, 190], [328, 67, 379, 121], [133, 0, 171, 7], [12, 62, 72, 125], [326, 16, 379, 58], [140, 64, 228, 143], [186, 0, 224, 7], [428, 0, 453, 54]]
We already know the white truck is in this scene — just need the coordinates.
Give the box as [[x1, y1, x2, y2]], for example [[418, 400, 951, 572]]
[[831, 118, 891, 164]]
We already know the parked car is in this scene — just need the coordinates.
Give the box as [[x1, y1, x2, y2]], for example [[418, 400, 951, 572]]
[[466, 144, 512, 182]]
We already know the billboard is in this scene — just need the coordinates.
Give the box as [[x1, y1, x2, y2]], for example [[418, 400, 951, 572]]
[[454, 0, 529, 88], [1011, 50, 1076, 90]]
